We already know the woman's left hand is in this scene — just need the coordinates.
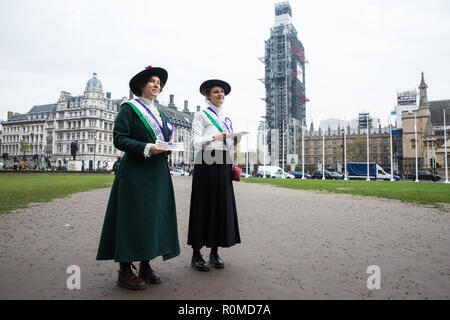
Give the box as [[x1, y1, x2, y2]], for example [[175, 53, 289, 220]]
[[233, 136, 241, 146]]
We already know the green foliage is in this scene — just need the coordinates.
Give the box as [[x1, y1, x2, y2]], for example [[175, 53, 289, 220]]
[[19, 140, 31, 154], [243, 178, 450, 207], [0, 175, 114, 215], [347, 137, 367, 162]]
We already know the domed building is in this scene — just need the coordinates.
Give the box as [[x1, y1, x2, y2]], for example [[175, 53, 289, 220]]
[[1, 72, 196, 171], [85, 72, 103, 91], [51, 72, 125, 170]]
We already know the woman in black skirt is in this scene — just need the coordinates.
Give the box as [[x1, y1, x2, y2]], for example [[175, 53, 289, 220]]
[[188, 79, 241, 271]]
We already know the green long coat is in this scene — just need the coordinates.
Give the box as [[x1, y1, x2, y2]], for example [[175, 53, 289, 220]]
[[96, 103, 180, 262]]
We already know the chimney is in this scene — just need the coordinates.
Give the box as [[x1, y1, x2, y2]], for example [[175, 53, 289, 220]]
[[106, 92, 111, 99], [168, 94, 177, 109], [183, 100, 190, 113], [196, 105, 201, 112], [129, 89, 133, 100], [7, 111, 14, 120]]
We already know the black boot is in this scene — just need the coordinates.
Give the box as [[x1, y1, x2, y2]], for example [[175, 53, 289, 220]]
[[191, 249, 210, 271], [209, 246, 224, 269]]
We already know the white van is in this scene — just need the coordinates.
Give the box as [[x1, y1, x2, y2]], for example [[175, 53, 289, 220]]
[[257, 166, 294, 178]]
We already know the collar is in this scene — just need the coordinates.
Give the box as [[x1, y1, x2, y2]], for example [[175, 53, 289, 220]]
[[138, 96, 155, 108], [206, 101, 223, 115]]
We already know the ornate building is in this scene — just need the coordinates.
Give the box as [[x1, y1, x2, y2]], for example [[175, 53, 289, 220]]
[[300, 121, 391, 173], [401, 73, 450, 174], [1, 73, 195, 170], [51, 73, 124, 169]]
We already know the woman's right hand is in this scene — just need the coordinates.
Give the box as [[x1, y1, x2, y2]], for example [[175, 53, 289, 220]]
[[150, 144, 168, 155], [212, 133, 230, 141]]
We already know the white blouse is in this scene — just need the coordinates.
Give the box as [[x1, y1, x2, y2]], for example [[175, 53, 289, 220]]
[[191, 102, 234, 153]]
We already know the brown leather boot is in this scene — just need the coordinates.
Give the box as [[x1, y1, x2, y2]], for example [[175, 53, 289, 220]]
[[117, 263, 146, 290], [138, 261, 161, 284]]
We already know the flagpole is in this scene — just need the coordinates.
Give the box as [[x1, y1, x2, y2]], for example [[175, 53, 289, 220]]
[[444, 108, 449, 183], [322, 132, 325, 180], [246, 120, 249, 175], [263, 119, 266, 178], [366, 116, 370, 181], [302, 125, 305, 179], [390, 124, 394, 181], [414, 114, 419, 182], [344, 128, 347, 180]]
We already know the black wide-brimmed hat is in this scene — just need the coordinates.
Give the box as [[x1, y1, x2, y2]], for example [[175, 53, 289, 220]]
[[199, 79, 231, 96], [129, 66, 168, 96]]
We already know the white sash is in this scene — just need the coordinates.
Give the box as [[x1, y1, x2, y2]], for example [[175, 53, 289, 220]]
[[127, 99, 166, 142]]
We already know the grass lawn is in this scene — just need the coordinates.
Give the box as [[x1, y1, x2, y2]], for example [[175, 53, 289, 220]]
[[0, 174, 114, 215], [243, 178, 450, 208]]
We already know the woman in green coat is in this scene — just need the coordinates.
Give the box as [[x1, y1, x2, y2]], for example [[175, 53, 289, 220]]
[[96, 66, 180, 290]]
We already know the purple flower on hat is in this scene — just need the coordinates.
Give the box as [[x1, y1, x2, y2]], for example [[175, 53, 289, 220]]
[[145, 65, 153, 69]]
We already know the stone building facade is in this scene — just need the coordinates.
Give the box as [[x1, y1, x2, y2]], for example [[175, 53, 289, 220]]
[[401, 73, 450, 174], [1, 73, 195, 170], [301, 122, 391, 173]]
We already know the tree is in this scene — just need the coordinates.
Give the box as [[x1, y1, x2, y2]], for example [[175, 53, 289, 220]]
[[346, 137, 367, 162], [19, 140, 31, 158]]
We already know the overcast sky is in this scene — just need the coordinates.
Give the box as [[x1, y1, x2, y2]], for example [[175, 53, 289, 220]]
[[1, 0, 449, 149]]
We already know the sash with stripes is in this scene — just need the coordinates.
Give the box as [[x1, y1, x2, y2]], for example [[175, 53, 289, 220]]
[[126, 99, 170, 142], [203, 108, 227, 145]]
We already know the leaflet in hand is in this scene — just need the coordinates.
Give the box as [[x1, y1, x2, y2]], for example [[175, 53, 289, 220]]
[[156, 140, 184, 151], [229, 131, 250, 139]]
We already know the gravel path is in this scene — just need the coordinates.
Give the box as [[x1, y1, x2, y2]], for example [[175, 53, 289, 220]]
[[0, 177, 449, 299]]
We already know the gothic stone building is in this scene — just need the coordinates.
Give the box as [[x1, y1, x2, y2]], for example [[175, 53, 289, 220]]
[[301, 121, 391, 174], [401, 73, 450, 174]]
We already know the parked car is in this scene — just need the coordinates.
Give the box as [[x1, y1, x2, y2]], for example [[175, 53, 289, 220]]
[[407, 171, 441, 181], [288, 171, 311, 179], [329, 171, 344, 180], [311, 170, 334, 179], [170, 168, 189, 176], [240, 172, 251, 178], [272, 169, 295, 179]]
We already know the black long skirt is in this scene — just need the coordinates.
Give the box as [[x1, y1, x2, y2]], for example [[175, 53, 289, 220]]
[[188, 149, 241, 249]]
